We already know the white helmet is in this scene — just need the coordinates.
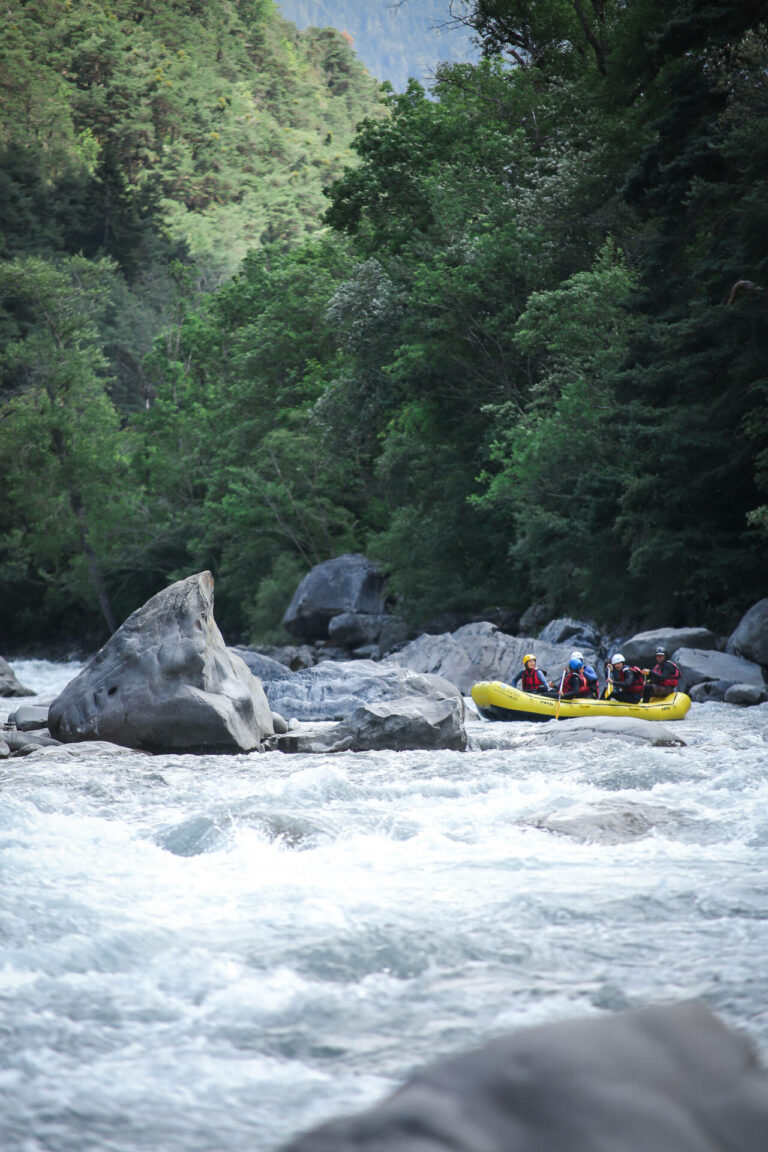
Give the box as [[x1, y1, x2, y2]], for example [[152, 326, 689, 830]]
[[612, 653, 625, 664], [570, 650, 583, 661]]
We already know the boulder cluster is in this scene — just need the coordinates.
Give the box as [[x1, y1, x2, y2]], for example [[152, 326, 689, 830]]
[[2, 555, 767, 756]]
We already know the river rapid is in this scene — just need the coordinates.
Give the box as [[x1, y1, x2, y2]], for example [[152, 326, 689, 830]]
[[3, 658, 768, 1152]]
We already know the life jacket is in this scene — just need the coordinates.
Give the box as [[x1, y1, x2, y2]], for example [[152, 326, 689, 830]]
[[653, 659, 680, 690], [563, 668, 589, 696], [521, 666, 544, 691], [615, 665, 644, 698]]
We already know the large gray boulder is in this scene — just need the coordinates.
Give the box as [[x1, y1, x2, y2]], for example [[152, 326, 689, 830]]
[[0, 656, 34, 697], [724, 683, 768, 707], [48, 572, 274, 752], [262, 659, 463, 722], [672, 647, 766, 695], [726, 598, 768, 667], [534, 716, 685, 747], [280, 696, 466, 753], [281, 1001, 768, 1152], [537, 617, 601, 649], [622, 627, 717, 665], [386, 621, 596, 696], [282, 554, 387, 642]]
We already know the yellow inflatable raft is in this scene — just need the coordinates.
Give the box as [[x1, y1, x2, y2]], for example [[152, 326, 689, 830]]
[[471, 681, 692, 723]]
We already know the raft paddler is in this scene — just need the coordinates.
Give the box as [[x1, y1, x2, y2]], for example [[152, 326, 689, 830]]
[[512, 654, 551, 694], [604, 654, 645, 703], [643, 646, 681, 701]]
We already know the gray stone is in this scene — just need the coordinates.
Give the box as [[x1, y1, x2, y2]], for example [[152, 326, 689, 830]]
[[531, 800, 680, 845], [673, 647, 766, 694], [281, 696, 466, 753], [621, 627, 717, 665], [48, 572, 274, 753], [229, 647, 290, 682], [3, 729, 61, 750], [280, 1001, 768, 1152], [724, 683, 768, 706], [0, 738, 10, 758], [518, 602, 550, 634], [263, 659, 463, 723], [8, 704, 51, 731], [328, 612, 385, 648], [726, 598, 768, 667], [282, 554, 387, 642], [537, 617, 601, 648], [386, 621, 596, 696], [534, 716, 685, 747], [271, 711, 289, 734], [689, 680, 735, 703], [0, 655, 34, 698]]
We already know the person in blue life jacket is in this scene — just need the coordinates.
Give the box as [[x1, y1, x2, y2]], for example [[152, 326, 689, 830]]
[[569, 650, 599, 698], [603, 654, 645, 703], [559, 654, 593, 699], [512, 653, 552, 694]]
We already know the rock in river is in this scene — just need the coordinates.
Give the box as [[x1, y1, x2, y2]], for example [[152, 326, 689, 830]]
[[48, 572, 274, 753]]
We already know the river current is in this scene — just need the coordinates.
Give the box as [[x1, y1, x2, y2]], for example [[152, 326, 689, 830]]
[[2, 658, 768, 1151]]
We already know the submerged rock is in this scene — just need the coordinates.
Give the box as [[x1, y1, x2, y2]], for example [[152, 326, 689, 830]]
[[531, 800, 685, 845], [534, 716, 685, 746], [280, 1001, 768, 1152], [724, 683, 768, 706], [48, 572, 274, 753]]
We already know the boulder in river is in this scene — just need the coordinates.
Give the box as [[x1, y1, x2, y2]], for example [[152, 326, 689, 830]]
[[280, 1001, 768, 1152], [726, 598, 768, 668], [0, 655, 34, 697], [278, 695, 466, 753], [534, 715, 685, 747], [260, 658, 463, 723], [386, 621, 597, 696], [621, 627, 717, 665], [672, 647, 766, 695], [724, 683, 768, 706], [282, 554, 387, 642], [48, 572, 274, 753]]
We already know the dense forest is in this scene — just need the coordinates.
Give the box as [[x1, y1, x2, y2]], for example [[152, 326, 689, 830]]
[[275, 0, 479, 91], [1, 0, 767, 649]]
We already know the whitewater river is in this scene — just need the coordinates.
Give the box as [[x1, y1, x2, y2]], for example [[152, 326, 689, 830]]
[[3, 658, 768, 1151]]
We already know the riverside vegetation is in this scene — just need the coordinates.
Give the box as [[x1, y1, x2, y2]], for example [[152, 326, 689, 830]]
[[1, 0, 767, 650]]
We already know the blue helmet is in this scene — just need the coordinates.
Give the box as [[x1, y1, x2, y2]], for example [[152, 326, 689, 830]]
[[568, 657, 582, 670]]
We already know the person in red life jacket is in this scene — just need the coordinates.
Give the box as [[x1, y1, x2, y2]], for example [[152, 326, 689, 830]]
[[604, 653, 644, 703], [512, 654, 551, 694], [642, 645, 681, 701], [560, 655, 591, 699]]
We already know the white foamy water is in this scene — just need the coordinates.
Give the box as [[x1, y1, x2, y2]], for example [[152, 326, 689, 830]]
[[2, 659, 768, 1151]]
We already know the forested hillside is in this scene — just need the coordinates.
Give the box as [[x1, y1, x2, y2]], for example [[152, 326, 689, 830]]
[[275, 0, 479, 91], [1, 0, 767, 648]]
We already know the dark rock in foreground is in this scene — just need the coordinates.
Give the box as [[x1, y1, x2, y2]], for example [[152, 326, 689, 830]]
[[281, 1002, 768, 1152], [0, 655, 34, 697], [48, 572, 274, 752]]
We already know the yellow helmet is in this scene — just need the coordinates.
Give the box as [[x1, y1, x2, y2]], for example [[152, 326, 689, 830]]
[[523, 653, 535, 664]]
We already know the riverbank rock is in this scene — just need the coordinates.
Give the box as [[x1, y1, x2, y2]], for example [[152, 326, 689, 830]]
[[537, 617, 601, 649], [278, 696, 466, 753], [7, 704, 50, 731], [280, 1001, 768, 1152], [261, 658, 463, 722], [621, 627, 717, 664], [672, 647, 766, 695], [48, 572, 274, 753], [534, 716, 685, 747], [726, 598, 768, 667], [282, 554, 387, 642], [689, 680, 734, 703], [0, 656, 34, 697], [386, 621, 596, 695]]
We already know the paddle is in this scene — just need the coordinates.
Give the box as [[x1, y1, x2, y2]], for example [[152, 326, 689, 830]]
[[554, 668, 566, 720]]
